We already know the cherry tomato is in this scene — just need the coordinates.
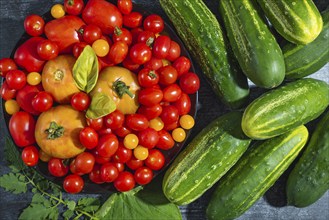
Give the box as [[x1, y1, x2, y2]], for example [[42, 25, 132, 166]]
[[123, 133, 139, 149], [108, 41, 129, 64], [134, 167, 153, 185], [104, 110, 125, 130], [79, 127, 99, 149], [95, 134, 119, 158], [113, 162, 125, 172], [37, 40, 59, 60], [137, 31, 155, 45], [72, 42, 88, 58], [157, 130, 175, 150], [137, 68, 159, 87], [130, 27, 143, 45], [172, 56, 191, 77], [173, 93, 191, 115], [172, 127, 186, 143], [0, 58, 17, 77], [86, 117, 104, 131], [31, 91, 53, 112], [4, 99, 20, 115], [114, 125, 131, 138], [133, 145, 149, 160], [138, 128, 159, 149], [6, 70, 26, 90], [143, 14, 164, 34], [152, 35, 171, 59], [93, 149, 111, 164], [114, 171, 135, 192], [9, 111, 36, 147], [166, 41, 181, 62], [125, 114, 149, 131], [122, 56, 140, 72], [163, 120, 179, 131], [160, 105, 179, 125], [16, 84, 42, 115], [39, 149, 51, 162], [113, 27, 132, 45], [149, 117, 164, 131], [138, 87, 163, 106], [24, 14, 45, 37], [179, 114, 195, 130], [82, 24, 102, 44], [97, 127, 113, 136], [117, 0, 132, 15], [21, 146, 39, 166], [71, 92, 91, 111], [48, 158, 69, 177], [126, 156, 144, 170], [92, 39, 110, 57], [0, 81, 16, 100], [64, 0, 84, 16], [145, 149, 165, 171], [89, 164, 104, 184], [158, 65, 178, 85], [100, 162, 119, 182], [112, 143, 132, 163], [144, 57, 163, 71], [123, 12, 143, 28], [74, 152, 95, 174], [179, 72, 200, 94], [163, 84, 182, 102], [27, 72, 41, 85], [129, 43, 152, 65], [63, 174, 84, 194], [137, 104, 162, 120], [51, 4, 66, 19]]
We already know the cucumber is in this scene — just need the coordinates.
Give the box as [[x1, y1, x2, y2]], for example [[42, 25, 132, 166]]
[[162, 111, 251, 205], [218, 0, 285, 89], [206, 125, 309, 220], [159, 0, 250, 109], [257, 0, 323, 45], [283, 8, 329, 80], [286, 110, 329, 207], [242, 78, 329, 140]]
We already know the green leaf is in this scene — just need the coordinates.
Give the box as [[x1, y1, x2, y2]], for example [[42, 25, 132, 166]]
[[63, 209, 74, 220], [73, 45, 99, 93], [86, 92, 116, 119], [77, 197, 100, 212], [4, 137, 25, 171], [66, 200, 76, 211], [0, 173, 27, 194], [31, 193, 52, 208], [19, 203, 58, 220], [36, 179, 50, 191]]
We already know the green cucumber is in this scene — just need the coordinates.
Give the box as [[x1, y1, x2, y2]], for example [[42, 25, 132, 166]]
[[286, 110, 329, 207], [242, 78, 329, 140], [218, 0, 285, 89], [162, 111, 251, 205], [159, 0, 250, 109], [283, 8, 329, 80], [257, 0, 323, 45], [206, 125, 309, 220]]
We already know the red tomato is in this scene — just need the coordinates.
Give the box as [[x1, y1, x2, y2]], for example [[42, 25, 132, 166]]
[[126, 156, 144, 170], [14, 37, 46, 73], [122, 56, 140, 72], [129, 43, 152, 65], [143, 14, 164, 34], [86, 117, 104, 131], [145, 149, 165, 171], [137, 68, 159, 87], [160, 105, 179, 125], [163, 120, 179, 131], [82, 0, 122, 35], [21, 146, 39, 166], [97, 127, 113, 136], [0, 58, 18, 77], [74, 152, 95, 174], [117, 0, 132, 15], [112, 143, 132, 163], [113, 27, 132, 45], [173, 93, 191, 115], [158, 65, 178, 85], [0, 81, 16, 100], [157, 130, 175, 150], [137, 31, 155, 45], [5, 70, 26, 90], [71, 92, 91, 111], [31, 91, 53, 112], [104, 110, 125, 130], [123, 12, 143, 28], [130, 27, 143, 45], [162, 84, 182, 102], [100, 162, 119, 182], [37, 40, 59, 60], [63, 174, 84, 194], [113, 162, 125, 172], [16, 84, 41, 115], [93, 149, 111, 164], [45, 15, 85, 53], [95, 134, 119, 158], [48, 158, 69, 177], [138, 128, 159, 149], [125, 114, 149, 131], [179, 72, 200, 94], [24, 14, 45, 37], [89, 164, 104, 184], [79, 127, 99, 149], [114, 125, 131, 138], [152, 35, 171, 59], [134, 166, 153, 185], [172, 56, 192, 77], [64, 0, 84, 15], [72, 42, 88, 58], [82, 24, 102, 44], [166, 40, 181, 62], [137, 104, 162, 120], [144, 57, 163, 71], [9, 111, 36, 147], [108, 41, 129, 64], [114, 171, 135, 192], [138, 87, 163, 106]]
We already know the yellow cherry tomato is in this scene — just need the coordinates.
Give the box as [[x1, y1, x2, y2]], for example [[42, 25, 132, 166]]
[[172, 127, 186, 142], [149, 117, 164, 131], [179, 114, 195, 130], [39, 149, 51, 162], [27, 72, 41, 85], [124, 133, 139, 149], [51, 4, 65, 19], [5, 99, 20, 115], [134, 145, 149, 160], [92, 39, 110, 57]]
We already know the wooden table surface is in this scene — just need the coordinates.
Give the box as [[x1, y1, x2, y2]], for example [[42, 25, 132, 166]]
[[0, 0, 328, 219]]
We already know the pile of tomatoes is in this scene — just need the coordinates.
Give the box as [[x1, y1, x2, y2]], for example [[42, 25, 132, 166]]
[[0, 0, 200, 194]]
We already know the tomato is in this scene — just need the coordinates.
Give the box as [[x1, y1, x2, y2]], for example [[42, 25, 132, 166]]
[[173, 93, 191, 116], [179, 114, 195, 129], [143, 14, 164, 34], [166, 41, 181, 62], [72, 42, 88, 58], [63, 174, 84, 194], [160, 105, 179, 125], [71, 92, 91, 111], [122, 56, 140, 72], [179, 72, 200, 94], [172, 56, 191, 77], [133, 145, 149, 160], [108, 41, 129, 64], [134, 167, 153, 185], [117, 0, 132, 15], [126, 156, 144, 170], [27, 72, 41, 86], [100, 162, 119, 182], [37, 40, 59, 60], [93, 149, 111, 164], [123, 12, 143, 28], [137, 31, 155, 45], [82, 24, 102, 44], [16, 84, 41, 115], [35, 105, 86, 159], [125, 114, 149, 131], [129, 43, 152, 65], [112, 143, 132, 163], [24, 14, 45, 37], [86, 117, 104, 131], [64, 0, 84, 16], [138, 128, 159, 149], [90, 66, 140, 114], [74, 152, 95, 174], [0, 58, 17, 77], [172, 128, 186, 143], [145, 149, 165, 171], [114, 125, 132, 138], [158, 65, 178, 85], [79, 127, 98, 149], [138, 87, 163, 106], [14, 37, 46, 73], [51, 4, 66, 19], [82, 0, 122, 35], [144, 57, 163, 71], [95, 134, 119, 158], [104, 109, 125, 130], [31, 91, 53, 112], [149, 117, 164, 131], [152, 35, 171, 59], [48, 158, 69, 177], [123, 133, 139, 149], [113, 162, 125, 172], [137, 104, 162, 120], [42, 55, 80, 104], [114, 171, 135, 192], [113, 27, 132, 46], [1, 81, 16, 100], [163, 120, 179, 131], [92, 39, 110, 57], [5, 70, 26, 90], [89, 164, 104, 184], [4, 99, 20, 115], [163, 84, 182, 102], [130, 27, 143, 45], [21, 146, 39, 166], [9, 111, 35, 147], [45, 15, 85, 53], [137, 68, 159, 87], [39, 149, 51, 162], [157, 130, 175, 150], [97, 127, 113, 136]]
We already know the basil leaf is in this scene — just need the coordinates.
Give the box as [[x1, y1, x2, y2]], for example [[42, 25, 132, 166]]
[[73, 45, 98, 93], [86, 92, 116, 119]]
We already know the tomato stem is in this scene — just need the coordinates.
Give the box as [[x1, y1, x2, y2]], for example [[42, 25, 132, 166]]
[[114, 26, 122, 36], [113, 79, 134, 99], [54, 69, 64, 81], [146, 37, 154, 47], [45, 121, 65, 139]]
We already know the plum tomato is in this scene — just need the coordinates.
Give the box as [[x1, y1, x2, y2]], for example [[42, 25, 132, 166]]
[[63, 174, 84, 194], [125, 114, 149, 131], [117, 0, 133, 15], [138, 87, 163, 106], [64, 0, 84, 16], [100, 162, 119, 182], [104, 109, 125, 130], [152, 35, 171, 59], [112, 143, 132, 163], [179, 72, 200, 94], [0, 58, 18, 77], [162, 84, 182, 102], [173, 93, 191, 115], [9, 111, 36, 147], [24, 14, 45, 37], [95, 134, 119, 158], [31, 91, 54, 112], [126, 156, 144, 170], [37, 40, 59, 60], [160, 105, 179, 125], [0, 81, 16, 101], [137, 68, 159, 87], [82, 24, 102, 44], [114, 171, 135, 192], [129, 43, 152, 65], [48, 158, 69, 177], [172, 56, 191, 77], [145, 149, 165, 171], [86, 117, 104, 131], [157, 129, 175, 150], [143, 14, 164, 34], [158, 65, 178, 85], [138, 127, 159, 149], [21, 146, 39, 166], [123, 12, 143, 28], [113, 27, 132, 46], [134, 166, 153, 185], [137, 104, 162, 120], [5, 70, 26, 90], [74, 152, 95, 174], [108, 41, 129, 64], [79, 127, 99, 149], [71, 92, 91, 111]]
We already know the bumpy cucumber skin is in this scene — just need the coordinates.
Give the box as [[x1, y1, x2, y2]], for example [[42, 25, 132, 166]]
[[242, 78, 329, 140], [162, 111, 251, 205], [219, 0, 285, 89], [286, 111, 329, 207], [257, 0, 323, 45], [159, 0, 250, 109], [283, 9, 329, 80], [206, 126, 309, 220]]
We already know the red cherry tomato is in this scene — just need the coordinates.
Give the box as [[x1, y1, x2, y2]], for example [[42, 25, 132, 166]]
[[63, 174, 84, 194], [5, 70, 26, 90], [129, 43, 152, 65], [162, 84, 182, 102], [114, 171, 135, 192], [82, 24, 102, 44], [113, 162, 125, 172], [125, 114, 149, 131], [138, 87, 163, 106], [138, 128, 159, 149], [130, 27, 143, 45], [104, 110, 125, 130], [144, 57, 163, 71], [86, 117, 104, 131], [71, 92, 91, 111], [97, 127, 113, 136], [172, 56, 191, 77], [143, 14, 164, 34], [95, 134, 119, 158], [134, 166, 153, 185], [157, 130, 175, 150], [113, 27, 132, 46], [0, 58, 18, 77], [173, 93, 191, 115], [137, 31, 155, 45], [72, 42, 88, 58], [114, 125, 131, 138], [100, 162, 119, 182], [31, 91, 53, 112], [163, 120, 179, 131], [145, 149, 165, 171], [158, 65, 178, 85], [24, 14, 45, 37], [137, 104, 162, 120], [166, 40, 181, 62], [123, 12, 143, 28], [117, 0, 132, 15], [122, 56, 140, 72], [0, 81, 16, 100], [48, 158, 69, 177], [137, 68, 159, 87], [152, 35, 171, 59], [79, 127, 99, 149], [126, 156, 144, 170], [89, 164, 104, 184], [93, 149, 111, 164], [108, 41, 129, 64], [21, 146, 39, 166], [16, 84, 41, 115], [9, 111, 36, 147], [112, 143, 132, 163], [37, 40, 59, 60], [64, 0, 85, 16], [160, 105, 179, 125], [74, 152, 95, 174]]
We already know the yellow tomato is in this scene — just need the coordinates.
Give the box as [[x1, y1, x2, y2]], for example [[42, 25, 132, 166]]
[[134, 145, 149, 160], [172, 127, 186, 142], [27, 72, 41, 85], [39, 149, 51, 162], [92, 39, 110, 57], [35, 105, 86, 159], [90, 66, 140, 114], [4, 99, 20, 115], [51, 4, 65, 19], [123, 133, 139, 149], [179, 114, 195, 129], [149, 117, 164, 131]]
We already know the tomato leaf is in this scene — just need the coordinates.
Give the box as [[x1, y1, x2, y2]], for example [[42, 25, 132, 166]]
[[86, 92, 116, 119], [19, 203, 59, 220], [4, 137, 26, 172], [0, 173, 27, 194], [73, 45, 99, 93], [77, 197, 101, 212]]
